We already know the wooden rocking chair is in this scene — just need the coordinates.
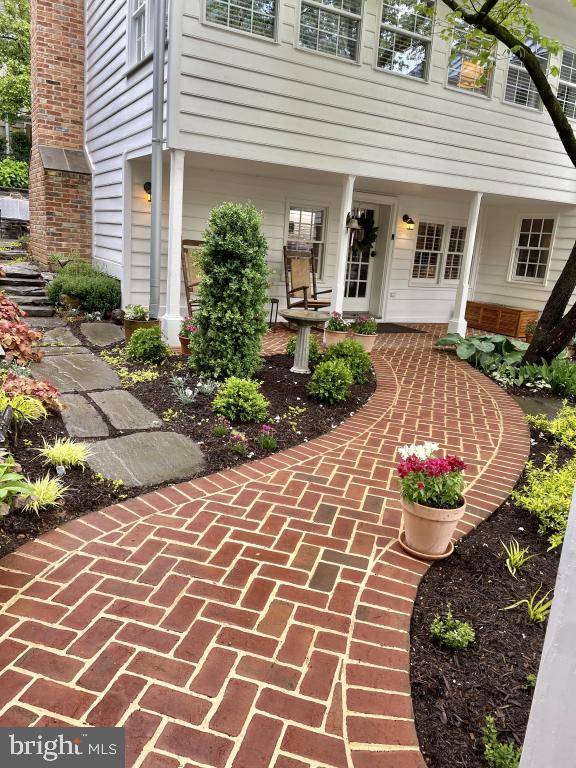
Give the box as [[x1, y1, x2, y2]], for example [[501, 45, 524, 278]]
[[283, 247, 332, 310], [181, 239, 204, 315]]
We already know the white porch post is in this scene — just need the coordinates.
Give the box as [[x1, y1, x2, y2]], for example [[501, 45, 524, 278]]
[[332, 174, 356, 314], [447, 191, 483, 336], [161, 148, 185, 347], [519, 486, 576, 768]]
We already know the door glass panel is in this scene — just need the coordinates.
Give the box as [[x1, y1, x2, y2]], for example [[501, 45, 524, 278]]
[[344, 207, 378, 301]]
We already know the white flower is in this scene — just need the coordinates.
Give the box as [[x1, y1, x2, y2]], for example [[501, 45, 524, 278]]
[[398, 441, 439, 460]]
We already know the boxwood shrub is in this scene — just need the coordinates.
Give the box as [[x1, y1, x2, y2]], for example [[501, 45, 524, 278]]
[[47, 262, 121, 314]]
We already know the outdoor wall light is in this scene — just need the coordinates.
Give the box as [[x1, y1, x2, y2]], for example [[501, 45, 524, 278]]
[[402, 214, 415, 230], [346, 212, 361, 230], [144, 182, 152, 202]]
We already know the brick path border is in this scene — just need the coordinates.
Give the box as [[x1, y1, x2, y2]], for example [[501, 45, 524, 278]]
[[0, 326, 529, 768]]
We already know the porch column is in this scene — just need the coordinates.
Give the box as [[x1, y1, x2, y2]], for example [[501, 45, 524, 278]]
[[447, 191, 483, 336], [161, 148, 185, 347], [332, 174, 356, 314]]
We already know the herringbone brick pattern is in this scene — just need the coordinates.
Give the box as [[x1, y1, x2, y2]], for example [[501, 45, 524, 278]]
[[0, 326, 529, 768]]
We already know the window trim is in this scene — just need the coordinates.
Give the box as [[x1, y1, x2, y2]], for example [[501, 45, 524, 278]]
[[502, 43, 549, 112], [507, 214, 558, 287], [295, 0, 364, 64], [374, 0, 435, 83], [285, 202, 329, 279], [408, 217, 468, 287], [557, 47, 576, 123], [202, 0, 280, 43], [128, 0, 153, 67]]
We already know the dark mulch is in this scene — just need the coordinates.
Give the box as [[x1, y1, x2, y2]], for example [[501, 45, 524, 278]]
[[0, 324, 375, 559], [411, 427, 565, 768], [376, 323, 425, 334]]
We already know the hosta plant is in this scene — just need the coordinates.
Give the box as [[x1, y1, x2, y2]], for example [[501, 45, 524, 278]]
[[24, 475, 68, 513], [0, 320, 43, 364], [1, 372, 61, 411], [397, 443, 466, 508], [37, 438, 92, 469], [435, 333, 528, 372]]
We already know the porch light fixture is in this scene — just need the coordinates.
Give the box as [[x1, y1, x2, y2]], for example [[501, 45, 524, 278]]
[[402, 214, 415, 230], [144, 182, 152, 202], [346, 213, 361, 230]]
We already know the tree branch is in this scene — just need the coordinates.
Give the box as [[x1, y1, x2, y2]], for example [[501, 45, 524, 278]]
[[441, 0, 576, 170]]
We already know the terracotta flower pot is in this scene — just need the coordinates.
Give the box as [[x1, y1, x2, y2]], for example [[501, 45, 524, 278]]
[[400, 496, 465, 560], [352, 332, 376, 352], [124, 318, 160, 343], [179, 335, 192, 355], [324, 329, 349, 347]]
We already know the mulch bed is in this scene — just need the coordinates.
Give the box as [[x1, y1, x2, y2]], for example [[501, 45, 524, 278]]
[[411, 427, 565, 767], [0, 322, 375, 559]]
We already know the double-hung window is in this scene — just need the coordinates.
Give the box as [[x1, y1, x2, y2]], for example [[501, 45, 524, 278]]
[[504, 41, 548, 109], [558, 49, 576, 121], [447, 21, 494, 96], [299, 0, 362, 62], [378, 0, 434, 80], [511, 217, 555, 283], [206, 0, 276, 39], [130, 0, 152, 64], [411, 221, 466, 283], [287, 206, 326, 275]]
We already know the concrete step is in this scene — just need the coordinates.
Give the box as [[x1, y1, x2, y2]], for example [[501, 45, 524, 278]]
[[10, 294, 51, 305], [20, 305, 55, 317]]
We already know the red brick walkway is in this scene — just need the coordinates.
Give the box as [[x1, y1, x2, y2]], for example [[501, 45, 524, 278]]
[[0, 326, 529, 768]]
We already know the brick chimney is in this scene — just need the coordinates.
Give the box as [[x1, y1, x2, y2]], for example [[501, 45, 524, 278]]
[[29, 0, 92, 265]]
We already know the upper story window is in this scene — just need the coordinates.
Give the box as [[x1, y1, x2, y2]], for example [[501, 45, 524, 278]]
[[558, 49, 576, 121], [130, 0, 153, 63], [287, 206, 326, 275], [511, 217, 555, 283], [206, 0, 276, 38], [447, 21, 494, 96], [504, 41, 548, 109], [299, 0, 362, 62], [377, 0, 434, 80]]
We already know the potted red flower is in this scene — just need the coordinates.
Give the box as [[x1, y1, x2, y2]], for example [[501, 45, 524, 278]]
[[396, 442, 467, 560], [324, 312, 349, 346], [179, 315, 197, 355], [350, 314, 378, 352]]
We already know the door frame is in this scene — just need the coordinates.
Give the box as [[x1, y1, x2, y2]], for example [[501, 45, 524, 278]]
[[352, 192, 398, 320]]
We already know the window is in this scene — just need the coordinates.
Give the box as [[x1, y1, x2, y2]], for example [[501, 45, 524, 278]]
[[130, 0, 152, 63], [511, 217, 555, 282], [504, 41, 549, 109], [447, 21, 494, 96], [558, 49, 576, 121], [206, 0, 276, 38], [299, 0, 362, 62], [377, 0, 434, 80], [411, 221, 467, 283], [287, 206, 326, 275]]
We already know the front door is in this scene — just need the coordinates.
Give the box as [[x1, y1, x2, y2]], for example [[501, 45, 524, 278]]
[[343, 205, 379, 313]]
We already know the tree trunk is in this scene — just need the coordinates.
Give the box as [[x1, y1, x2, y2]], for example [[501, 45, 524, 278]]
[[523, 237, 576, 363]]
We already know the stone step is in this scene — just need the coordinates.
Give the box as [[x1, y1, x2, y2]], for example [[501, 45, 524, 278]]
[[4, 285, 47, 297], [0, 277, 46, 287], [19, 304, 55, 317], [10, 294, 51, 305], [1, 263, 42, 279]]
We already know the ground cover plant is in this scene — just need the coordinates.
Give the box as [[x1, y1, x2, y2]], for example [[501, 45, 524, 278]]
[[411, 425, 564, 768]]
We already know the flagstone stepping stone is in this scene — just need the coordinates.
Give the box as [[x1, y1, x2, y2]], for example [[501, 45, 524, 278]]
[[80, 322, 124, 347], [26, 316, 66, 329], [60, 394, 109, 438], [41, 327, 82, 346], [42, 345, 90, 357], [89, 390, 159, 431], [32, 354, 121, 393], [86, 432, 205, 487]]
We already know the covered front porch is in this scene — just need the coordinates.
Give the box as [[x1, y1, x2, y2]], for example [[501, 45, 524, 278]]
[[120, 151, 576, 346]]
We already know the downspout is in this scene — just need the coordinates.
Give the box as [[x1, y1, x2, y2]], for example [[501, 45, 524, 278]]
[[149, 0, 167, 319]]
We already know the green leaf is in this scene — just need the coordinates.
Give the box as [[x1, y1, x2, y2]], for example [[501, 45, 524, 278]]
[[456, 342, 477, 360], [472, 340, 496, 353], [435, 333, 464, 347]]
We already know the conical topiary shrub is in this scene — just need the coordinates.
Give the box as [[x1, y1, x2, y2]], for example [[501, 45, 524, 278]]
[[190, 202, 269, 380]]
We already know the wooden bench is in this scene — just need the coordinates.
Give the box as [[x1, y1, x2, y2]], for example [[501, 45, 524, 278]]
[[465, 301, 538, 338]]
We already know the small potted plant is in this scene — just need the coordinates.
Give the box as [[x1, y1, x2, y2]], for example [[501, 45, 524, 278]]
[[179, 315, 197, 356], [396, 442, 467, 560], [350, 314, 378, 352], [525, 320, 538, 342], [324, 312, 349, 346], [123, 304, 159, 343], [567, 333, 576, 358]]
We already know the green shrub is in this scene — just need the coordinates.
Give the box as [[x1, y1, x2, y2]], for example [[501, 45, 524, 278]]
[[527, 402, 576, 449], [10, 132, 31, 163], [286, 334, 322, 363], [323, 339, 372, 384], [430, 607, 475, 650], [482, 716, 522, 768], [512, 451, 576, 549], [0, 158, 28, 188], [191, 202, 269, 380], [307, 359, 353, 404], [126, 327, 169, 365], [213, 377, 269, 422], [46, 262, 121, 313]]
